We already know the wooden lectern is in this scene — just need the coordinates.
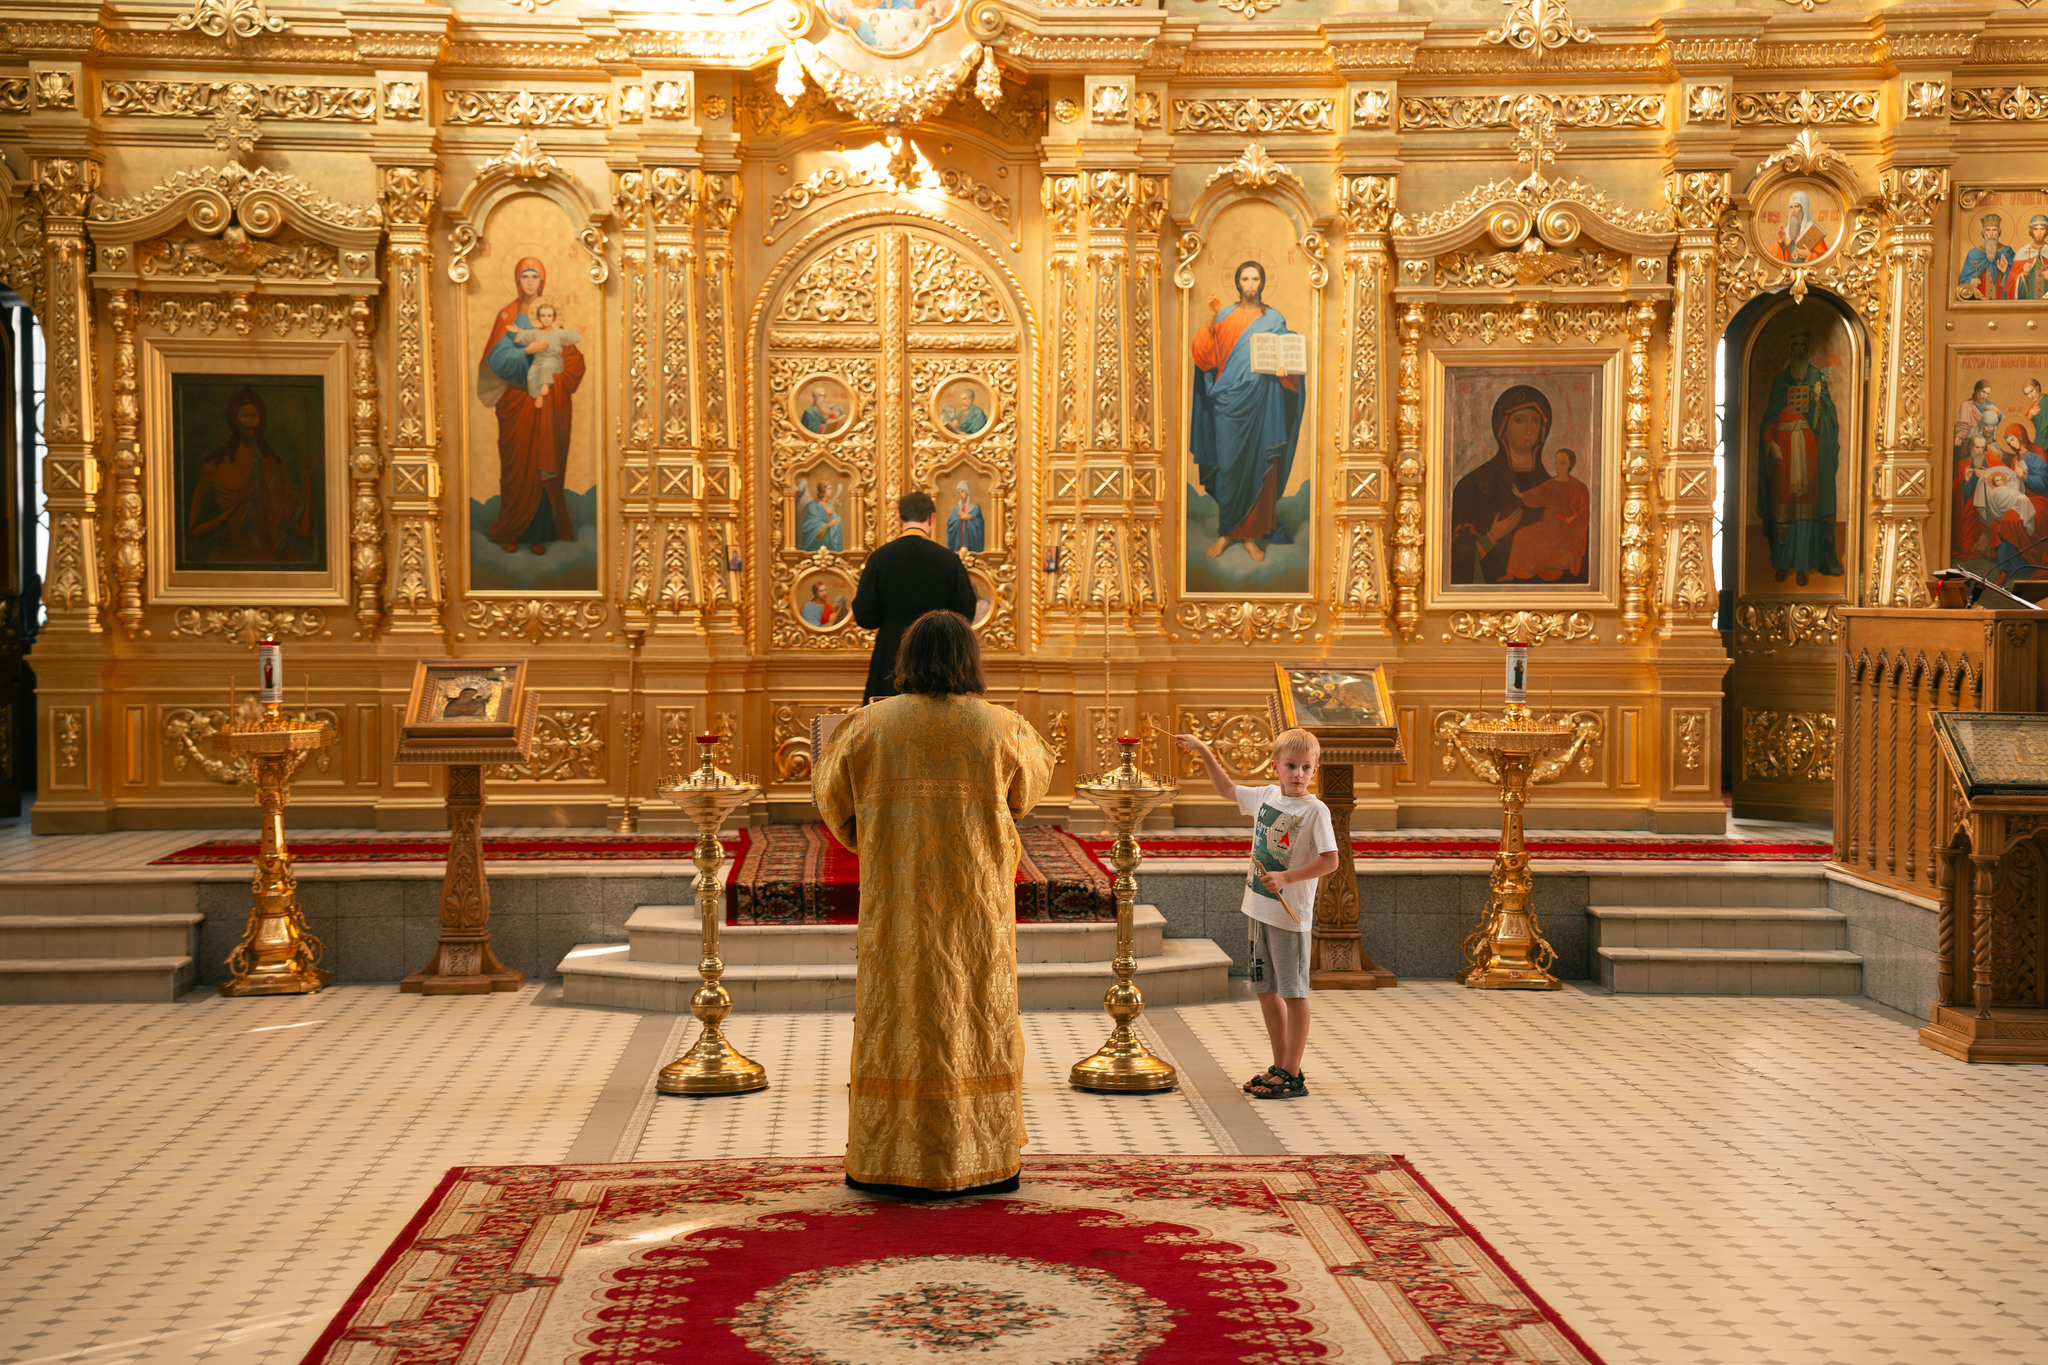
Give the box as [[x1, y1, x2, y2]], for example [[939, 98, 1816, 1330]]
[[394, 660, 540, 995], [1270, 665, 1405, 989], [1923, 710, 2048, 1064]]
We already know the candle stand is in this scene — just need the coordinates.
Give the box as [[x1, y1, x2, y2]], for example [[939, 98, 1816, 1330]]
[[1438, 706, 1598, 991], [1070, 736, 1178, 1093], [215, 703, 334, 997], [655, 734, 763, 1096]]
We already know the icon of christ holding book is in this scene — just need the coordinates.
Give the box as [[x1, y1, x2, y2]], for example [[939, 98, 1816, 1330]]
[[1190, 260, 1306, 564]]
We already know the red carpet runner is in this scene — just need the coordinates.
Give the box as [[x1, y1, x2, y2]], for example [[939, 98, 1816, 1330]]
[[301, 1154, 1606, 1365], [1088, 833, 1832, 862]]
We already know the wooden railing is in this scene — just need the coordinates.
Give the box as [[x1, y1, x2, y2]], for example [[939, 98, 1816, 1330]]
[[1835, 608, 2048, 896]]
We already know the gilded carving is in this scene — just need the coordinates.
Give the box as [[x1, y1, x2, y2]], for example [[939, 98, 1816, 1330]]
[[102, 81, 375, 123], [1734, 601, 1843, 655], [907, 238, 1008, 325], [481, 134, 560, 183], [441, 89, 608, 128], [91, 161, 382, 231], [1445, 610, 1596, 646], [107, 290, 145, 639], [1686, 85, 1728, 124], [1089, 83, 1130, 125], [1434, 245, 1627, 290], [1905, 81, 1947, 120], [0, 80, 25, 115], [170, 0, 288, 42], [1429, 304, 1628, 347], [1742, 708, 1837, 781], [1439, 708, 1602, 784], [383, 81, 423, 121], [1950, 87, 2048, 123], [1677, 711, 1707, 774], [1173, 98, 1334, 134], [165, 705, 336, 785], [490, 710, 605, 783], [346, 296, 384, 638], [33, 72, 75, 110], [1619, 299, 1655, 642], [461, 600, 608, 643], [1205, 143, 1297, 191], [777, 236, 878, 324], [168, 606, 327, 642], [794, 41, 985, 127], [1731, 89, 1879, 127], [1178, 710, 1274, 780], [1172, 602, 1318, 643], [1399, 94, 1663, 131], [1482, 0, 1595, 60]]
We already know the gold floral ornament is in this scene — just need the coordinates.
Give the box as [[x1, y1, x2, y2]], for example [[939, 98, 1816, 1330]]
[[787, 39, 991, 126], [171, 0, 287, 43], [1483, 0, 1596, 60]]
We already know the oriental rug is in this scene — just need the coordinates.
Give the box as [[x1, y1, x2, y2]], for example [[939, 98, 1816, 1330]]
[[727, 822, 1113, 924], [1088, 833, 1833, 862], [300, 1154, 1607, 1365]]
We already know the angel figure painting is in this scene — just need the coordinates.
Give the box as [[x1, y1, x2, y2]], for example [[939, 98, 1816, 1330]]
[[818, 0, 962, 57], [172, 375, 327, 573], [464, 198, 602, 594], [796, 475, 847, 553]]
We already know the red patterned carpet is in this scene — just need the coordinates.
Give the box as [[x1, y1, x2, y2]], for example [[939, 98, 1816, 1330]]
[[151, 832, 736, 866], [301, 1155, 1605, 1365], [1090, 833, 1833, 862]]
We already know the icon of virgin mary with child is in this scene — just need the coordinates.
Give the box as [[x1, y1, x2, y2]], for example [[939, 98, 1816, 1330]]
[[1449, 384, 1591, 586], [477, 257, 586, 555]]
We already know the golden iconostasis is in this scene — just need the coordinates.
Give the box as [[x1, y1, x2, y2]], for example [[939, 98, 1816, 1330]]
[[0, 0, 2041, 834]]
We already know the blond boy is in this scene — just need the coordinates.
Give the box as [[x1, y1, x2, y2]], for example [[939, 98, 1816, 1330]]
[[1174, 726, 1340, 1099]]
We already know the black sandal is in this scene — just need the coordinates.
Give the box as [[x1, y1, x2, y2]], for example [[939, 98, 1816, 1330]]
[[1248, 1068, 1307, 1100], [1241, 1065, 1287, 1093]]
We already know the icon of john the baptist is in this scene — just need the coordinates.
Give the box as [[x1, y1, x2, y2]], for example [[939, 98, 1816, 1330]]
[[1189, 260, 1304, 565], [1449, 385, 1590, 586], [477, 257, 586, 556], [184, 387, 316, 567]]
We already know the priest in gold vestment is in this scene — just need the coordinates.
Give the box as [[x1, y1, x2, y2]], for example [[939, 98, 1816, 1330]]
[[815, 609, 1055, 1197]]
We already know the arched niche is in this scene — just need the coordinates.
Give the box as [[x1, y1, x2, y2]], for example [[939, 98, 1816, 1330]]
[[444, 151, 612, 287]]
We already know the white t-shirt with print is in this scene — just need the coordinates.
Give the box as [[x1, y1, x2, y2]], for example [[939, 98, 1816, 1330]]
[[1234, 784, 1339, 933]]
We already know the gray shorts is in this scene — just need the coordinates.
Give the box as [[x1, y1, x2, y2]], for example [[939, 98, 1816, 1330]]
[[1248, 918, 1311, 998]]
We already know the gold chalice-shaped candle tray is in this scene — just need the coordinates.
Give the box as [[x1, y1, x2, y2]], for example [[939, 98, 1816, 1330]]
[[654, 735, 763, 1096], [1070, 736, 1179, 1092]]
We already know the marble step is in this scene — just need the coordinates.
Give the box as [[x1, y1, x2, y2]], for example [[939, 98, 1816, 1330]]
[[0, 956, 198, 1003], [1588, 906, 1846, 952], [0, 913, 203, 961], [559, 936, 1232, 1013], [1597, 946, 1863, 996], [623, 904, 1165, 966], [1585, 869, 1830, 908]]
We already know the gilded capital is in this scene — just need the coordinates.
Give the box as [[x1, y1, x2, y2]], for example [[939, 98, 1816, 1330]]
[[379, 164, 440, 228], [32, 155, 100, 218]]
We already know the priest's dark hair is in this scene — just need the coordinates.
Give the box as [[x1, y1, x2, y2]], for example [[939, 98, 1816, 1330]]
[[898, 490, 936, 523], [892, 609, 986, 697]]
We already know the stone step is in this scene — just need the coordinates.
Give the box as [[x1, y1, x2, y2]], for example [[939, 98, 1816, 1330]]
[[0, 956, 198, 1003], [559, 936, 1233, 1013], [1597, 946, 1863, 996], [1586, 869, 1830, 908], [1589, 906, 1846, 952], [624, 904, 1164, 966], [0, 913, 203, 961]]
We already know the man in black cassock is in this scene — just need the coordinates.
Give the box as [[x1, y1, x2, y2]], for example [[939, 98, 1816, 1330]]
[[851, 490, 978, 702]]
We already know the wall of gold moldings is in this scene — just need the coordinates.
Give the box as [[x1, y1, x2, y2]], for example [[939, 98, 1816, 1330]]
[[0, 0, 2034, 833]]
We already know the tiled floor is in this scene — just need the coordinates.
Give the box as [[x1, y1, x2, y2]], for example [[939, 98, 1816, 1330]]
[[5, 979, 2040, 1365]]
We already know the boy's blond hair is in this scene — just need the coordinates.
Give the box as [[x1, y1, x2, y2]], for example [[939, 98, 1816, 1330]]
[[1272, 727, 1320, 764]]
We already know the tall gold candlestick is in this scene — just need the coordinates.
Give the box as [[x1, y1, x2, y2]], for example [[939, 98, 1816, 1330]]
[[656, 734, 763, 1095], [216, 695, 333, 997], [1070, 736, 1178, 1092]]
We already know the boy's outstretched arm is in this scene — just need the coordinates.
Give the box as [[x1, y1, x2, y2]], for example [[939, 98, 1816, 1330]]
[[1173, 734, 1237, 801]]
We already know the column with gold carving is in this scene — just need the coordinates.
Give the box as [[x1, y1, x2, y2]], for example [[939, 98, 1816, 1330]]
[[1390, 301, 1425, 643], [699, 170, 745, 640], [649, 164, 704, 633], [346, 293, 385, 639], [1333, 173, 1394, 641], [33, 155, 102, 636], [378, 164, 444, 636], [1871, 166, 1948, 608], [615, 167, 657, 640]]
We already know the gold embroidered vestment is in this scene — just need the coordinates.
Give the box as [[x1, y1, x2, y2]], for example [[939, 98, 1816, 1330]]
[[814, 694, 1055, 1192]]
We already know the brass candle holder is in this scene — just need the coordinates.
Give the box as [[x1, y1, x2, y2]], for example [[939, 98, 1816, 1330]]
[[1070, 736, 1178, 1092], [655, 733, 763, 1096], [216, 701, 334, 997], [1439, 703, 1595, 991]]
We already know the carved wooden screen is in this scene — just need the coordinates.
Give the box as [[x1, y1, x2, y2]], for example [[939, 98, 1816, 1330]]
[[759, 218, 1024, 658]]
